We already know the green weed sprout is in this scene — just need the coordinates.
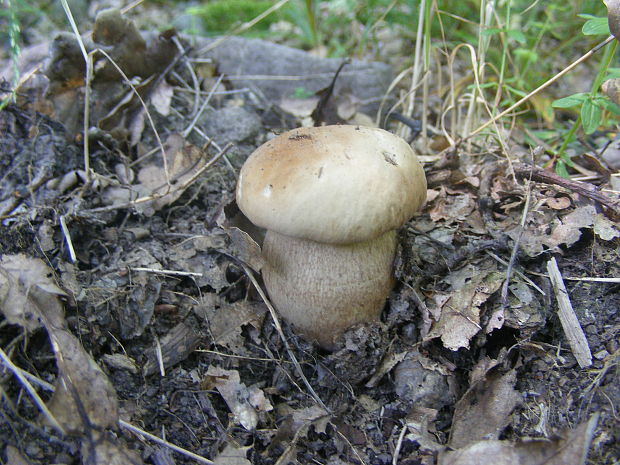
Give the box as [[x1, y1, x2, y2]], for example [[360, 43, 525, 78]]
[[551, 15, 620, 177]]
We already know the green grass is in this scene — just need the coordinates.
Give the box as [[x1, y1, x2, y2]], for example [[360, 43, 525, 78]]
[[2, 0, 617, 175]]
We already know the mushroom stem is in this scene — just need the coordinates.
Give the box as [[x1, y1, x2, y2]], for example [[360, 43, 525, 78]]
[[262, 230, 397, 349]]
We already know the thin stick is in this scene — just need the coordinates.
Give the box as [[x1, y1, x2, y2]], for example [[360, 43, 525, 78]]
[[546, 257, 592, 368], [0, 347, 66, 434], [119, 419, 214, 464], [59, 215, 77, 263], [392, 424, 408, 465], [500, 167, 533, 309], [240, 264, 329, 412], [81, 143, 231, 214], [183, 74, 225, 138], [59, 0, 92, 181], [484, 251, 545, 295], [513, 162, 620, 216], [130, 267, 203, 278]]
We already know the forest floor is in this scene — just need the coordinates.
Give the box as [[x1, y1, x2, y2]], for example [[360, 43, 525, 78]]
[[0, 5, 619, 465]]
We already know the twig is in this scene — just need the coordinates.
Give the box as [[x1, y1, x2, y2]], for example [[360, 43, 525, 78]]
[[240, 264, 329, 413], [392, 423, 408, 465], [513, 163, 620, 216], [119, 419, 214, 464], [182, 73, 225, 138], [0, 347, 66, 434], [484, 251, 545, 295], [546, 257, 592, 368], [129, 267, 203, 278], [59, 215, 77, 263], [81, 143, 231, 214]]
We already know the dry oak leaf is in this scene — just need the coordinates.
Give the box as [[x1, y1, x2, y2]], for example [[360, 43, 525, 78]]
[[0, 254, 66, 331]]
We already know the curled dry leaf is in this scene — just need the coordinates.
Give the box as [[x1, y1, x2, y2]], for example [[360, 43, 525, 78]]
[[216, 201, 265, 272], [204, 366, 273, 430], [0, 254, 66, 331], [426, 262, 504, 351]]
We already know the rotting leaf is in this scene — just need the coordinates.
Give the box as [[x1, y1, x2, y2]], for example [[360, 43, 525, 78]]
[[143, 320, 202, 376], [0, 254, 66, 331], [194, 299, 266, 353], [4, 445, 34, 465], [45, 327, 120, 433], [449, 368, 521, 449], [593, 213, 620, 240], [426, 262, 504, 351], [0, 255, 141, 463], [217, 201, 265, 271], [45, 8, 176, 138], [404, 406, 445, 453], [213, 444, 252, 465], [131, 134, 209, 213], [508, 204, 614, 257], [203, 366, 273, 431], [440, 413, 599, 465]]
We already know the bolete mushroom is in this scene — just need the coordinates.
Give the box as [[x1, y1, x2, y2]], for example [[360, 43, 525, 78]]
[[236, 125, 426, 349]]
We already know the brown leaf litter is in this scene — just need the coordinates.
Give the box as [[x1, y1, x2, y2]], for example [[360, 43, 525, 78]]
[[1, 6, 619, 465]]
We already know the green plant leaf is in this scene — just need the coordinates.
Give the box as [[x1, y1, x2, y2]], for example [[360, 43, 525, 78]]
[[555, 159, 571, 179], [506, 29, 527, 44], [581, 99, 602, 134], [552, 93, 589, 108], [581, 16, 610, 35], [600, 99, 620, 116], [514, 48, 538, 63]]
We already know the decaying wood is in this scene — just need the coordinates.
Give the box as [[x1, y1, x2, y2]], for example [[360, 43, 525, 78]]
[[546, 257, 592, 368]]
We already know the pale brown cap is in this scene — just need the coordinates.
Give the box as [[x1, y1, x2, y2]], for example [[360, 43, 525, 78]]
[[236, 125, 427, 244]]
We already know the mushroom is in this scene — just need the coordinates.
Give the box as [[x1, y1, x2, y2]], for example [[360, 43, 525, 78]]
[[236, 125, 427, 349]]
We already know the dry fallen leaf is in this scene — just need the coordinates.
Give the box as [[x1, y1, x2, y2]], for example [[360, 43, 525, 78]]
[[213, 444, 252, 465], [0, 254, 66, 331], [426, 262, 504, 351], [0, 254, 141, 464], [204, 366, 273, 430], [449, 368, 521, 449], [4, 445, 34, 465], [195, 299, 266, 353], [440, 413, 599, 465], [46, 327, 119, 433]]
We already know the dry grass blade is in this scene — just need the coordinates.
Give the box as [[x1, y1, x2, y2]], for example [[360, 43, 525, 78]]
[[0, 346, 66, 434]]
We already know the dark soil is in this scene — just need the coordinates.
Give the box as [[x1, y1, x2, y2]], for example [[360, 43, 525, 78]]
[[1, 26, 618, 465]]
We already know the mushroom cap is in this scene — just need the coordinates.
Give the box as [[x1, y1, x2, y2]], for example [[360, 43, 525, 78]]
[[236, 125, 427, 244]]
